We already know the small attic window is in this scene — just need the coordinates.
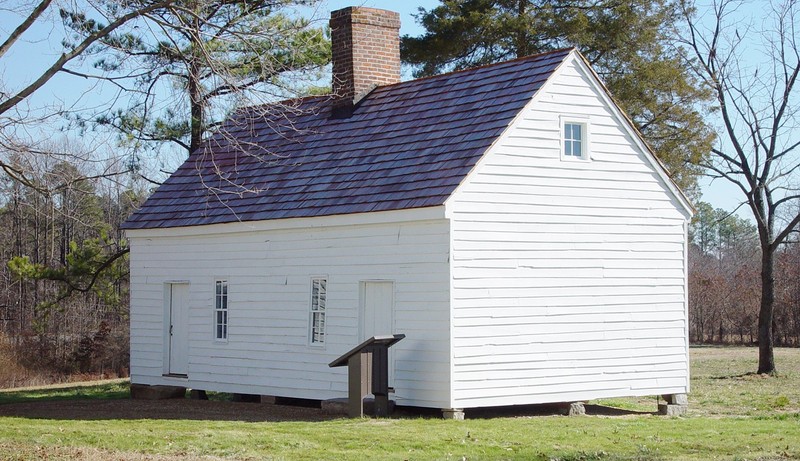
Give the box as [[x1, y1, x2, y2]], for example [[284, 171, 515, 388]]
[[561, 117, 590, 160]]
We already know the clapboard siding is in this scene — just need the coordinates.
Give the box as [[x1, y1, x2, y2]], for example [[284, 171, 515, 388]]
[[447, 55, 690, 407], [128, 213, 451, 408]]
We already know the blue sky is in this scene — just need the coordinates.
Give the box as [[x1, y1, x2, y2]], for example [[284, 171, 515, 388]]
[[325, 0, 439, 35], [0, 0, 761, 215]]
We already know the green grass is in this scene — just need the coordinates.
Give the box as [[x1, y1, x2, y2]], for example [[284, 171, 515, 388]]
[[689, 346, 800, 417], [596, 346, 800, 417], [0, 380, 233, 405], [1, 347, 799, 460], [1, 411, 798, 460], [0, 380, 130, 405]]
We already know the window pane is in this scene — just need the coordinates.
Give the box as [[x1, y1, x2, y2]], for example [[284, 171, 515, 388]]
[[214, 280, 229, 340], [564, 123, 585, 157], [310, 279, 327, 344]]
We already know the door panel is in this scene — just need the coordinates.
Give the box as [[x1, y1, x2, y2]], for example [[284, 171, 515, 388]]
[[167, 283, 189, 375], [361, 281, 395, 383], [361, 281, 394, 338]]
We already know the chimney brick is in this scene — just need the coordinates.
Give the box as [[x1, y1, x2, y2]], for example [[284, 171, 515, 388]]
[[330, 7, 401, 118]]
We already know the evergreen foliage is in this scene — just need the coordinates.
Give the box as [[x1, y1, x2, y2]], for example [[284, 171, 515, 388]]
[[85, 0, 331, 157], [401, 0, 713, 194]]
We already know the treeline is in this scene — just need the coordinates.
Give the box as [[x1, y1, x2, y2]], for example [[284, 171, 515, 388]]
[[0, 153, 144, 387], [689, 202, 800, 346]]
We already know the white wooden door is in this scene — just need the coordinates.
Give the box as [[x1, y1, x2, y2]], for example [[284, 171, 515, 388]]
[[361, 281, 394, 338], [167, 283, 189, 375], [361, 281, 395, 383]]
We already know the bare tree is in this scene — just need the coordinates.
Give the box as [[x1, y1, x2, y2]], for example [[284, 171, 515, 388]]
[[84, 0, 329, 159], [1, 0, 176, 188], [2, 0, 329, 184], [0, 140, 138, 382], [689, 201, 760, 344], [679, 0, 800, 373]]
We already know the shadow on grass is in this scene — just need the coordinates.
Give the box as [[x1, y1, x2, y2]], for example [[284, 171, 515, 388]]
[[0, 397, 656, 422], [466, 403, 656, 419], [709, 371, 773, 380]]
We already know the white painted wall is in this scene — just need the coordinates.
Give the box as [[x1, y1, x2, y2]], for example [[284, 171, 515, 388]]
[[128, 208, 451, 408], [446, 54, 692, 408]]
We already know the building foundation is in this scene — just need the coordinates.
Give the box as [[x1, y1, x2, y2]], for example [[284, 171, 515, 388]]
[[659, 393, 688, 416], [442, 408, 465, 420]]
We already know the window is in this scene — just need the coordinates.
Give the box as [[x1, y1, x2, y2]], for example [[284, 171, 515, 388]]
[[309, 278, 327, 344], [562, 120, 589, 159], [214, 280, 228, 340]]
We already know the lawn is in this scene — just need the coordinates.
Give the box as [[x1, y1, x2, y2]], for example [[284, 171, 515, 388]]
[[0, 378, 130, 405], [0, 347, 798, 461]]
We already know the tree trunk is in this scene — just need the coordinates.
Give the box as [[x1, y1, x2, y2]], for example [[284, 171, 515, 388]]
[[188, 17, 203, 155], [514, 0, 528, 58], [757, 248, 776, 374], [188, 71, 203, 154]]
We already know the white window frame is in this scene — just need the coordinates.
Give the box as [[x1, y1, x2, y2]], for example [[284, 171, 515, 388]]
[[309, 277, 327, 346], [560, 116, 590, 161], [214, 279, 229, 342]]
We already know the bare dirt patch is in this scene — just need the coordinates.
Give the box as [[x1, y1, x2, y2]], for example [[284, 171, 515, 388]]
[[0, 391, 653, 422], [0, 397, 339, 422]]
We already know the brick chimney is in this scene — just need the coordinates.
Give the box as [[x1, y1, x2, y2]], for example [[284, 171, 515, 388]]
[[330, 7, 401, 118]]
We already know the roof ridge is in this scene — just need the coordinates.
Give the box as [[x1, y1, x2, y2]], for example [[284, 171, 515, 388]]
[[229, 48, 574, 116], [378, 47, 575, 91]]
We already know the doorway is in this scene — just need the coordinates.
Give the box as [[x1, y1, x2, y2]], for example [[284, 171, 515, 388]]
[[165, 282, 189, 376], [360, 281, 395, 383]]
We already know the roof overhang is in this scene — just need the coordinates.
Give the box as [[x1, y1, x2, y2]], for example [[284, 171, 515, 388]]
[[124, 205, 447, 239]]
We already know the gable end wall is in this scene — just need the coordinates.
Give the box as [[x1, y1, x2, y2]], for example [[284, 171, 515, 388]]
[[446, 55, 690, 408]]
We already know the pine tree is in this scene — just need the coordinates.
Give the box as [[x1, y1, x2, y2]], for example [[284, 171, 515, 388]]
[[401, 0, 713, 194]]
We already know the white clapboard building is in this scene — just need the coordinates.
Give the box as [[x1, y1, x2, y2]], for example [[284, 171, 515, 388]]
[[123, 6, 693, 417]]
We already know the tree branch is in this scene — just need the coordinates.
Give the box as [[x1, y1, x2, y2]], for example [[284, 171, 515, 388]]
[[0, 0, 53, 58], [0, 0, 173, 116]]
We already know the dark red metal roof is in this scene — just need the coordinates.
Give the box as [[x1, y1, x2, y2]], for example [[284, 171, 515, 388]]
[[122, 49, 571, 230]]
